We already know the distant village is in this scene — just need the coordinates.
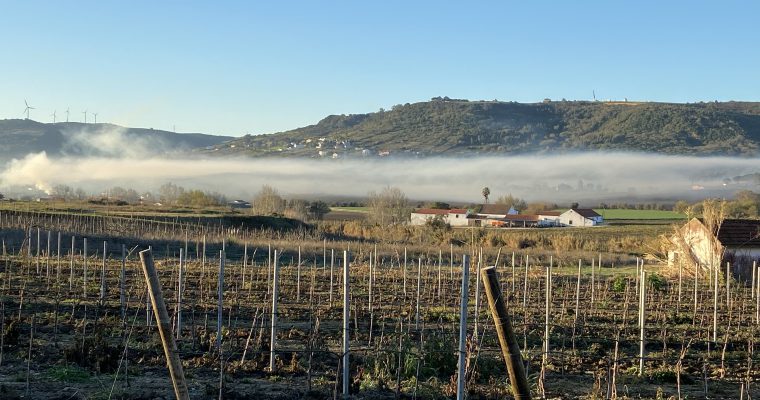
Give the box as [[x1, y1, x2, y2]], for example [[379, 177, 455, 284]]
[[410, 204, 603, 228], [210, 135, 399, 159]]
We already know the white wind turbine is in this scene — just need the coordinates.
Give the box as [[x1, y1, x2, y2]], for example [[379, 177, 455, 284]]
[[65, 107, 70, 122], [82, 110, 88, 123], [93, 112, 98, 123], [51, 110, 57, 123], [23, 99, 35, 119]]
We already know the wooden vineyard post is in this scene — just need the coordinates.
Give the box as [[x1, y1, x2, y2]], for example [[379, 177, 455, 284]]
[[415, 257, 422, 330], [713, 263, 718, 343], [242, 243, 248, 292], [342, 250, 350, 399], [177, 249, 184, 338], [726, 262, 731, 312], [545, 256, 552, 356], [511, 252, 516, 294], [56, 232, 61, 285], [474, 249, 482, 341], [481, 266, 531, 400], [270, 250, 280, 372], [678, 260, 683, 312], [267, 244, 271, 295], [694, 262, 699, 322], [139, 249, 190, 400], [756, 264, 759, 325], [46, 230, 51, 285], [69, 236, 75, 290], [217, 250, 224, 352], [456, 255, 470, 400], [590, 257, 595, 309], [83, 237, 88, 298], [36, 227, 40, 275], [100, 241, 107, 303], [369, 251, 373, 314], [330, 249, 335, 306], [752, 260, 757, 301], [523, 255, 528, 308], [403, 248, 407, 297], [120, 245, 126, 320], [296, 246, 301, 303], [639, 269, 646, 376]]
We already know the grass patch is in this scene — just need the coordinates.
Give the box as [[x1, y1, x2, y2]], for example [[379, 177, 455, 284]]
[[330, 206, 370, 213], [46, 365, 91, 383], [594, 209, 685, 220]]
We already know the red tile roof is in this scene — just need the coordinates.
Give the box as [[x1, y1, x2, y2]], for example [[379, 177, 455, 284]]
[[503, 214, 539, 222], [414, 208, 468, 215], [414, 208, 449, 215], [478, 204, 511, 215]]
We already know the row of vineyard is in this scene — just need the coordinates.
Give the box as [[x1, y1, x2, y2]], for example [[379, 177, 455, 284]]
[[0, 209, 758, 399]]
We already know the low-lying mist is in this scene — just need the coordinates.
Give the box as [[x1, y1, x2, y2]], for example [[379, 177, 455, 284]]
[[1, 152, 758, 204]]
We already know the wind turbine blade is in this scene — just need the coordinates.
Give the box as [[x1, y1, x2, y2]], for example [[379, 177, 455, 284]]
[[25, 99, 29, 107]]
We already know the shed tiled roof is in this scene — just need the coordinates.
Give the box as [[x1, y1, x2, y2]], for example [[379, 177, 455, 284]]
[[479, 204, 511, 215], [717, 219, 760, 247], [573, 208, 602, 218], [503, 214, 539, 222], [413, 209, 449, 215]]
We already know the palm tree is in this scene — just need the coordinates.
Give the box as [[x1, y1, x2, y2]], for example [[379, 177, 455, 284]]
[[482, 187, 491, 204]]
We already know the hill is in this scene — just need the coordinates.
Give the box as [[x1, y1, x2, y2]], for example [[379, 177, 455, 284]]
[[0, 119, 232, 161], [204, 100, 760, 158]]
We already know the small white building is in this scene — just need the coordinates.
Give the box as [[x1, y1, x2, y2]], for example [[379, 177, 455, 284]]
[[559, 208, 603, 227], [410, 208, 470, 227], [537, 211, 561, 227]]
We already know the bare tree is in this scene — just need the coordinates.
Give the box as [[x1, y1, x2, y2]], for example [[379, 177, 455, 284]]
[[252, 185, 285, 216], [158, 182, 185, 205], [482, 187, 491, 203], [367, 186, 411, 225]]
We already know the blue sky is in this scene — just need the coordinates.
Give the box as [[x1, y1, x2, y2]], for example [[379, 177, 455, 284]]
[[1, 1, 758, 136]]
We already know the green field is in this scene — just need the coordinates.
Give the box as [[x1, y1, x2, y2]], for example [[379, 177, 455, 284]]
[[330, 206, 370, 213], [593, 209, 686, 220]]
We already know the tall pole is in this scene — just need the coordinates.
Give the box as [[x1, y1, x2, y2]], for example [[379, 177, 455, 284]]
[[481, 266, 531, 400], [139, 249, 190, 400], [177, 249, 184, 338], [639, 269, 646, 376], [120, 244, 126, 320], [456, 255, 470, 400], [83, 238, 88, 298], [217, 250, 224, 352], [270, 250, 280, 372], [342, 250, 350, 399]]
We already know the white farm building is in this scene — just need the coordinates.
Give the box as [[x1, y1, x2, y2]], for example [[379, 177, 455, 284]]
[[410, 208, 470, 227], [559, 208, 603, 227]]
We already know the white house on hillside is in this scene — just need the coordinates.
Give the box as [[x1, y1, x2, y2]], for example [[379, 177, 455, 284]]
[[559, 208, 603, 227]]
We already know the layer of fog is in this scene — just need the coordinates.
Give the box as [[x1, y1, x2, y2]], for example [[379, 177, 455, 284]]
[[1, 152, 759, 204], [60, 126, 169, 158]]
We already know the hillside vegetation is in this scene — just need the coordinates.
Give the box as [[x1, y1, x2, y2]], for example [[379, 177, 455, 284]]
[[206, 100, 760, 157], [0, 119, 232, 161]]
